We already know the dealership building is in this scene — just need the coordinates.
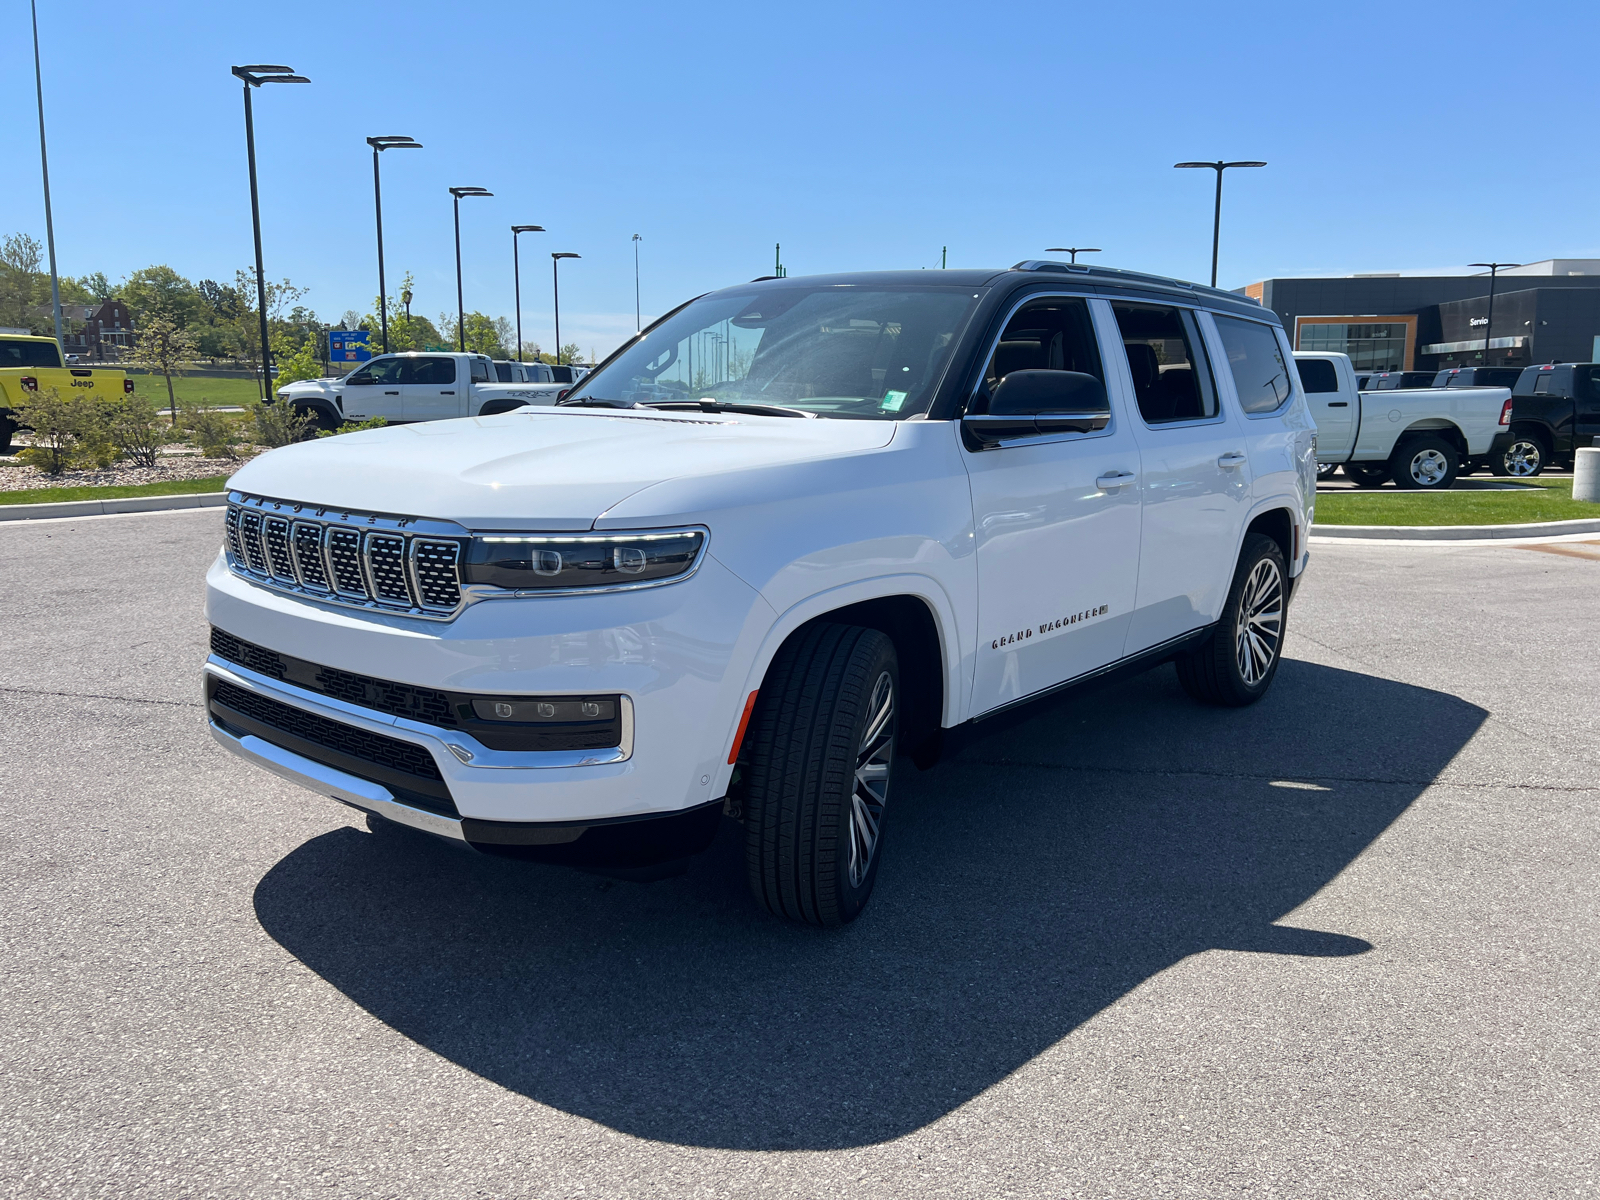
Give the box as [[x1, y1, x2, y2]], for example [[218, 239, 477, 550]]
[[1242, 259, 1600, 372]]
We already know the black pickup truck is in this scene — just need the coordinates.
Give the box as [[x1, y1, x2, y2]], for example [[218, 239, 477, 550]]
[[1486, 363, 1600, 476]]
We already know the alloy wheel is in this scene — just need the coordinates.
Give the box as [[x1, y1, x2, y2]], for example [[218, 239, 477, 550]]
[[1234, 559, 1284, 686], [1409, 448, 1450, 486], [1504, 440, 1543, 476], [849, 671, 895, 888]]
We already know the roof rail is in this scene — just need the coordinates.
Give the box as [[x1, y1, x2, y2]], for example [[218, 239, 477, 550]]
[[1011, 260, 1217, 295]]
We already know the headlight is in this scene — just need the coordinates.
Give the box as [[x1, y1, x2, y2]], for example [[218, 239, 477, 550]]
[[462, 528, 705, 592]]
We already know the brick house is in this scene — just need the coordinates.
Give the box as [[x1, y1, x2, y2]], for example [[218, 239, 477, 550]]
[[38, 300, 135, 359]]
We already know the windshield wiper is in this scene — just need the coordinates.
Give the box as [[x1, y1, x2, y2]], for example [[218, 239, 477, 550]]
[[554, 397, 641, 409], [644, 399, 816, 419]]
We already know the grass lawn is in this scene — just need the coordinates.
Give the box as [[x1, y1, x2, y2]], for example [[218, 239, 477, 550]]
[[0, 476, 229, 505], [121, 372, 267, 410], [1315, 477, 1600, 526]]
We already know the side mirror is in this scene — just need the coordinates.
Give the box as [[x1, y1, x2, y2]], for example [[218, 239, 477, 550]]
[[964, 370, 1111, 447]]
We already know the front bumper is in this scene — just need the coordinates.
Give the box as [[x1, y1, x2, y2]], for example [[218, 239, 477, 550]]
[[204, 547, 770, 827]]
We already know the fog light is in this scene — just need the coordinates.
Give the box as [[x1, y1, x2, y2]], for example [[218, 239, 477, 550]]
[[472, 697, 617, 723]]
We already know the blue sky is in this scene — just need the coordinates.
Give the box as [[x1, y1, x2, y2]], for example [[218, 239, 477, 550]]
[[4, 0, 1596, 358]]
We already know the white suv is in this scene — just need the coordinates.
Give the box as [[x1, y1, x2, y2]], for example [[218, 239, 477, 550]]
[[204, 262, 1315, 926]]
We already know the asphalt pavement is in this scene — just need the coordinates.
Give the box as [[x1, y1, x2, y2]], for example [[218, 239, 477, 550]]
[[1, 509, 1596, 1198]]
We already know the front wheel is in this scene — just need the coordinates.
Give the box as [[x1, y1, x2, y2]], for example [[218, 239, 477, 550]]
[[741, 623, 898, 927], [1390, 435, 1459, 489], [1175, 533, 1287, 707], [1344, 462, 1389, 487]]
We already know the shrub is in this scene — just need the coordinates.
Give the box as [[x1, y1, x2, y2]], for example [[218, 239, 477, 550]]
[[182, 399, 247, 460], [317, 416, 389, 438], [106, 393, 175, 468], [13, 387, 102, 475], [248, 398, 312, 448]]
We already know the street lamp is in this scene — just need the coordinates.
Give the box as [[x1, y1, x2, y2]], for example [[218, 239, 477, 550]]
[[632, 234, 642, 332], [1046, 247, 1101, 264], [551, 253, 580, 365], [1174, 160, 1266, 287], [511, 225, 545, 362], [448, 187, 493, 352], [1469, 263, 1521, 365], [401, 287, 412, 329], [366, 136, 422, 354], [232, 64, 309, 399]]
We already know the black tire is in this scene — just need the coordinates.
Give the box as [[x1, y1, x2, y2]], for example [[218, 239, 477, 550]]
[[0, 417, 13, 454], [296, 406, 339, 440], [1489, 433, 1547, 478], [1315, 462, 1339, 482], [1344, 462, 1389, 487], [1174, 533, 1287, 708], [741, 623, 898, 927], [1389, 434, 1459, 489]]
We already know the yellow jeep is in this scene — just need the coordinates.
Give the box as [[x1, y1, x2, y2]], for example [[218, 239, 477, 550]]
[[0, 334, 133, 452]]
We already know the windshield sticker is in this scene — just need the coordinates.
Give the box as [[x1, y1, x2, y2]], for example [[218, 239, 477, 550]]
[[880, 390, 908, 412], [991, 604, 1109, 650]]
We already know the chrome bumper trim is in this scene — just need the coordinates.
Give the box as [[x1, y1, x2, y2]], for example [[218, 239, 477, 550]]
[[208, 718, 466, 841], [202, 656, 634, 769]]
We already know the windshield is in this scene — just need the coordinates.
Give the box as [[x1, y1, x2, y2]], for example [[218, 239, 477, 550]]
[[571, 285, 979, 419]]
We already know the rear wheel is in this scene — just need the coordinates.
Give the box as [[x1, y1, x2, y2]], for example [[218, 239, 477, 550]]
[[1344, 462, 1389, 487], [1316, 462, 1339, 482], [1175, 533, 1287, 707], [1390, 435, 1459, 489], [1490, 435, 1547, 478], [296, 406, 339, 440], [741, 623, 898, 927]]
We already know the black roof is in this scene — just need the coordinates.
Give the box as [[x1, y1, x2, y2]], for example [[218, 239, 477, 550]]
[[730, 262, 1274, 323]]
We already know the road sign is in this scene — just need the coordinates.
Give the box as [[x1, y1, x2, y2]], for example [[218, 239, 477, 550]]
[[329, 330, 372, 364]]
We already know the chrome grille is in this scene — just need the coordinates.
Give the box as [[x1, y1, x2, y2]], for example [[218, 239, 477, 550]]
[[365, 534, 410, 603], [412, 540, 463, 609], [326, 529, 367, 597], [263, 516, 295, 579], [238, 511, 268, 573], [291, 522, 329, 591], [223, 493, 469, 620]]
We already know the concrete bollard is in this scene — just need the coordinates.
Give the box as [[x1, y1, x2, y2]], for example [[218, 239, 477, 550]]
[[1575, 447, 1600, 503]]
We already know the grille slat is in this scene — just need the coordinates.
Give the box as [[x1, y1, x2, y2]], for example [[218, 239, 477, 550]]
[[326, 528, 368, 597], [365, 533, 412, 604], [238, 511, 268, 573], [291, 522, 330, 591], [224, 507, 244, 561], [264, 517, 296, 580], [412, 540, 463, 610]]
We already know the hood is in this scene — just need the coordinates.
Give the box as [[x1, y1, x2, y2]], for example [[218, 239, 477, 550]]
[[225, 408, 899, 530]]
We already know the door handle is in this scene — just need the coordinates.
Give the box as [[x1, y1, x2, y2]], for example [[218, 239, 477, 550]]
[[1327, 401, 1348, 407], [384, 390, 399, 395], [441, 390, 455, 395], [1218, 452, 1247, 469], [1096, 471, 1137, 490]]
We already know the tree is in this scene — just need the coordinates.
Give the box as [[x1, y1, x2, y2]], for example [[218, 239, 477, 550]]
[[360, 272, 445, 352], [560, 342, 581, 365], [124, 308, 198, 424], [436, 310, 511, 358], [0, 232, 45, 332], [121, 265, 202, 329]]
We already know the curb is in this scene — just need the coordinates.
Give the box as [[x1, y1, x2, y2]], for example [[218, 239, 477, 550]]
[[0, 491, 228, 522], [1312, 516, 1600, 541]]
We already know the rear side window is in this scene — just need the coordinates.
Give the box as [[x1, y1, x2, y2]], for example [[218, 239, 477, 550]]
[[1534, 374, 1553, 394], [404, 357, 457, 385], [1214, 315, 1293, 414], [1295, 358, 1339, 394], [494, 362, 512, 382], [550, 366, 574, 384], [470, 358, 491, 383], [1111, 303, 1217, 423]]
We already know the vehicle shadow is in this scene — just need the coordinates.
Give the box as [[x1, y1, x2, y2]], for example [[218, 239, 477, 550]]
[[253, 659, 1485, 1151]]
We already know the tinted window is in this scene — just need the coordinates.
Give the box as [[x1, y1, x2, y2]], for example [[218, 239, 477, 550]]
[[404, 357, 456, 386], [1111, 303, 1217, 423], [1295, 358, 1339, 394], [344, 358, 403, 385], [470, 358, 491, 383], [494, 362, 512, 382], [550, 365, 574, 384], [0, 339, 62, 368], [1534, 374, 1553, 394], [977, 296, 1103, 410], [1214, 315, 1292, 414]]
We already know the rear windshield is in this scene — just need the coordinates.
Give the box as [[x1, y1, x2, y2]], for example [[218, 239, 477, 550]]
[[0, 338, 62, 369]]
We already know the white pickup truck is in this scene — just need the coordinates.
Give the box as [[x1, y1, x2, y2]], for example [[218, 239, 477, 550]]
[[276, 352, 578, 430], [1294, 351, 1511, 488]]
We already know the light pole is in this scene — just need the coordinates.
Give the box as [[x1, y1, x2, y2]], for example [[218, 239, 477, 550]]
[[511, 225, 545, 362], [1047, 246, 1101, 264], [1174, 160, 1266, 287], [232, 64, 309, 399], [632, 234, 642, 332], [448, 187, 492, 352], [31, 0, 62, 350], [366, 136, 422, 354], [1469, 263, 1521, 365], [551, 253, 580, 365]]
